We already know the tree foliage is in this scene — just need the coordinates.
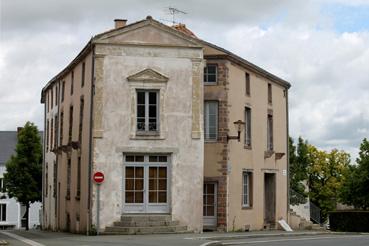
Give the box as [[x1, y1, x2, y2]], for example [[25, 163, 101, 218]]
[[339, 138, 369, 210], [3, 122, 42, 230], [289, 137, 309, 205], [307, 145, 350, 221]]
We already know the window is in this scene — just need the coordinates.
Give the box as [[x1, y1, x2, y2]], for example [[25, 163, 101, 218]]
[[55, 85, 58, 107], [0, 203, 6, 221], [51, 87, 53, 109], [66, 159, 71, 200], [0, 178, 4, 192], [79, 98, 84, 143], [69, 106, 73, 143], [47, 92, 49, 113], [204, 64, 217, 84], [61, 81, 65, 102], [242, 172, 253, 207], [76, 157, 81, 199], [53, 161, 57, 197], [136, 90, 159, 133], [45, 165, 48, 197], [268, 83, 272, 104], [204, 101, 218, 140], [54, 115, 58, 149], [245, 107, 251, 147], [60, 112, 64, 145], [267, 114, 273, 151], [245, 73, 250, 96], [46, 120, 49, 151], [50, 118, 53, 149], [81, 62, 85, 87], [71, 71, 74, 95]]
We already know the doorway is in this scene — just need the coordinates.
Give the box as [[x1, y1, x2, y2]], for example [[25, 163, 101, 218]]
[[123, 154, 170, 213], [264, 173, 276, 226], [203, 182, 217, 228]]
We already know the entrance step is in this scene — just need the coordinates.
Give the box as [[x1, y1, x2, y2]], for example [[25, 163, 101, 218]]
[[104, 214, 190, 235]]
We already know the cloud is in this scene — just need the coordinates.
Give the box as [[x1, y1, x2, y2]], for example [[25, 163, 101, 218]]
[[1, 0, 369, 159]]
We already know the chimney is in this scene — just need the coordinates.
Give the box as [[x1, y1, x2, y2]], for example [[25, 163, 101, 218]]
[[114, 19, 127, 29]]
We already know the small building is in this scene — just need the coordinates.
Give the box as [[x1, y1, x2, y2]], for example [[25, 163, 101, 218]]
[[0, 131, 42, 230], [41, 17, 290, 233]]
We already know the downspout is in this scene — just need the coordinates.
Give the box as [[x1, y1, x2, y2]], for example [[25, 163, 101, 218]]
[[87, 43, 95, 235], [42, 97, 46, 230], [286, 89, 290, 222]]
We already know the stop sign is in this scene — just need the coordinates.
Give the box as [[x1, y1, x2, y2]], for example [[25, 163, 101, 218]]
[[93, 171, 104, 184]]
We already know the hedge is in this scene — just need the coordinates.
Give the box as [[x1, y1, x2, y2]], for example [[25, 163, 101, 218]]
[[329, 211, 369, 232]]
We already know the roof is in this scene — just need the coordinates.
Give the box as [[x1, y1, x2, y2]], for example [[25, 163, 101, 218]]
[[41, 16, 290, 102], [0, 131, 17, 165], [0, 131, 43, 166], [172, 24, 291, 88]]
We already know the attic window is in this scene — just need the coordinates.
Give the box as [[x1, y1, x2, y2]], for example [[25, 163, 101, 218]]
[[204, 64, 217, 84]]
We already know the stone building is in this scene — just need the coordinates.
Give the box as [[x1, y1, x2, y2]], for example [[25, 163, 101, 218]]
[[41, 16, 290, 234]]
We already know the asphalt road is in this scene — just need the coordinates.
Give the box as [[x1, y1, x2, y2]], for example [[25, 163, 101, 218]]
[[0, 230, 368, 246]]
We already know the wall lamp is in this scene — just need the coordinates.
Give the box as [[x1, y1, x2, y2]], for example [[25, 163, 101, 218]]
[[227, 120, 245, 142]]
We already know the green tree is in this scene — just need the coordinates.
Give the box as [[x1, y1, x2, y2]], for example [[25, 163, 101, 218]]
[[340, 138, 369, 210], [307, 146, 350, 221], [4, 122, 42, 230], [289, 137, 309, 205]]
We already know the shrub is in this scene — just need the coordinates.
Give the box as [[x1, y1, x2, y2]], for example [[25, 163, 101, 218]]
[[329, 211, 369, 232]]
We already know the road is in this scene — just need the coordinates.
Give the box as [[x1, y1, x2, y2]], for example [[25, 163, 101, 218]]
[[0, 230, 368, 246]]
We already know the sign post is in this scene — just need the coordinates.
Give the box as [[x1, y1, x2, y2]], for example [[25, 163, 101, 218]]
[[93, 171, 104, 235]]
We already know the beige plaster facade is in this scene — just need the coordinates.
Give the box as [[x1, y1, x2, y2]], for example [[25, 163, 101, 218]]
[[41, 16, 290, 234]]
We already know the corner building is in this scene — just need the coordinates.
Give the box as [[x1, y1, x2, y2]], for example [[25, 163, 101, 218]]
[[41, 17, 290, 233]]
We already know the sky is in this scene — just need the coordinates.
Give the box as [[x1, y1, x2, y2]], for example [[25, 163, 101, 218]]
[[1, 0, 369, 160]]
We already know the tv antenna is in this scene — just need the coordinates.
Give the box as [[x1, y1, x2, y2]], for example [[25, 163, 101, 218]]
[[167, 7, 187, 25]]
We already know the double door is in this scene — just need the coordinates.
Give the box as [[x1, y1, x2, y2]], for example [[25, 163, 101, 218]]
[[123, 155, 169, 213]]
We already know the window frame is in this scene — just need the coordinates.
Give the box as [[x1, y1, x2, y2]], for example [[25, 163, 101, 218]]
[[244, 107, 252, 148], [204, 64, 218, 85], [204, 101, 219, 141], [242, 171, 253, 208], [268, 83, 272, 104], [245, 73, 251, 96], [267, 114, 274, 151], [136, 90, 160, 134]]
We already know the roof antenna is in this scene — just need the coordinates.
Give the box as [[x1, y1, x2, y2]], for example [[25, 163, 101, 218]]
[[167, 7, 187, 25]]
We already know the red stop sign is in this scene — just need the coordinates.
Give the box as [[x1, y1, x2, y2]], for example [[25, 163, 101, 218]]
[[93, 171, 104, 184]]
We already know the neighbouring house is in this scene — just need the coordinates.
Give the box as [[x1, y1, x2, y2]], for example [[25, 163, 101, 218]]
[[0, 131, 42, 230], [41, 16, 290, 234]]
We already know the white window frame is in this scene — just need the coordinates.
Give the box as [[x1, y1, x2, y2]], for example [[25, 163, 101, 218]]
[[204, 101, 218, 141], [136, 90, 159, 134], [204, 64, 218, 85], [242, 172, 251, 207]]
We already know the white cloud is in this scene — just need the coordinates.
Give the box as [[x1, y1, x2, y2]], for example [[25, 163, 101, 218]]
[[1, 0, 368, 159]]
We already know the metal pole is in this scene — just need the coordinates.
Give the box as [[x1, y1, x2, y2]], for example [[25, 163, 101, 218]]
[[96, 184, 100, 235]]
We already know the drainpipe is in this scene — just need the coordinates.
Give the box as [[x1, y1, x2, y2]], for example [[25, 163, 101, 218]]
[[285, 89, 290, 223], [42, 97, 46, 229], [87, 43, 95, 235]]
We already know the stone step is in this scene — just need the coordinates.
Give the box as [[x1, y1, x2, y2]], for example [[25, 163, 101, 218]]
[[120, 214, 172, 222], [114, 220, 179, 227], [105, 225, 188, 235]]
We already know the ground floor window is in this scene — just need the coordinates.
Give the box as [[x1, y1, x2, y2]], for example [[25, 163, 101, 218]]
[[242, 171, 253, 208], [0, 203, 6, 221]]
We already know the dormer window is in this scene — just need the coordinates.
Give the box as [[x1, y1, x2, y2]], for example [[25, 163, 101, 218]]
[[204, 64, 217, 84]]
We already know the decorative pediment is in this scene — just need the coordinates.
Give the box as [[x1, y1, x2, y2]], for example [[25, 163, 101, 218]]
[[127, 68, 169, 83]]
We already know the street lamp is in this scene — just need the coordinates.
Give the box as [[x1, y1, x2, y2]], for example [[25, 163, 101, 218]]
[[227, 120, 245, 142]]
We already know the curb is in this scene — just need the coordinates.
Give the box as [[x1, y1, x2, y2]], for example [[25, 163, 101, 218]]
[[195, 231, 356, 245]]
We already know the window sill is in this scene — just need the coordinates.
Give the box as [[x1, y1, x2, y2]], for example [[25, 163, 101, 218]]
[[205, 139, 219, 143], [75, 195, 80, 201], [131, 132, 164, 140], [242, 206, 253, 210], [244, 145, 252, 150], [204, 82, 218, 86]]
